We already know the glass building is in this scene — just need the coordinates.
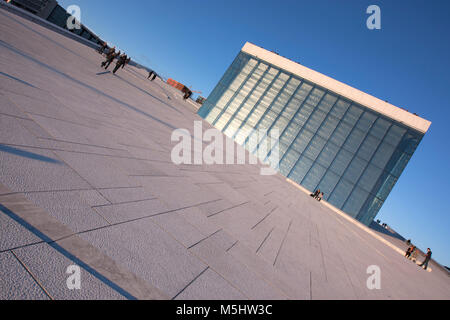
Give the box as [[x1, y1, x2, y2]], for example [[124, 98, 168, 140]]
[[198, 42, 431, 226]]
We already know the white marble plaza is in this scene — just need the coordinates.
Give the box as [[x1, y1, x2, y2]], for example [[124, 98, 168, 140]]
[[0, 8, 449, 300]]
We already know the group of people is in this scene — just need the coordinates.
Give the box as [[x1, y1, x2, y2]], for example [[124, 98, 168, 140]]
[[97, 41, 194, 101], [98, 43, 131, 74], [405, 245, 433, 270], [310, 189, 324, 202]]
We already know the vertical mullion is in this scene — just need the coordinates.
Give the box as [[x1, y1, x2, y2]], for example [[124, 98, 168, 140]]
[[263, 78, 304, 161], [244, 74, 290, 153], [313, 100, 353, 193], [276, 84, 316, 165], [232, 70, 282, 140], [212, 60, 260, 126], [253, 75, 294, 154], [201, 53, 245, 119], [326, 109, 367, 203], [286, 88, 328, 178], [346, 123, 393, 219], [298, 96, 340, 187], [222, 64, 270, 134]]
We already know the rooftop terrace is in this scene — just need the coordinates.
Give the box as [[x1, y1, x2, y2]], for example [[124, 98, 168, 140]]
[[0, 8, 449, 300]]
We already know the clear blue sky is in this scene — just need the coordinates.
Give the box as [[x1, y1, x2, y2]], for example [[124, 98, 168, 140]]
[[59, 0, 450, 266]]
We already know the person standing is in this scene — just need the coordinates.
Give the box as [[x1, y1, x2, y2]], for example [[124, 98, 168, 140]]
[[419, 248, 432, 270]]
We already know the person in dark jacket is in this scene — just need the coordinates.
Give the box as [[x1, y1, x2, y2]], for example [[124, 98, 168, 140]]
[[101, 48, 118, 69], [311, 189, 320, 199], [419, 248, 432, 270], [122, 57, 131, 69], [317, 192, 324, 202], [148, 70, 157, 81], [405, 246, 413, 258], [98, 41, 108, 54], [113, 54, 128, 74], [182, 86, 193, 100]]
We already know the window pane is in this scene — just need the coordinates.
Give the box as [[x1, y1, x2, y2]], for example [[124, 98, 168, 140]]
[[398, 131, 423, 155], [330, 121, 352, 147], [280, 123, 301, 147], [305, 109, 327, 133], [316, 142, 340, 168], [291, 129, 314, 154], [293, 102, 315, 127], [385, 124, 407, 148], [356, 111, 377, 133], [279, 149, 300, 176], [317, 115, 340, 140], [344, 105, 364, 126], [303, 135, 326, 161], [330, 149, 353, 176], [357, 134, 381, 161], [343, 188, 369, 218], [384, 150, 412, 178], [328, 178, 353, 209], [374, 172, 398, 201], [317, 93, 338, 113], [302, 163, 327, 192], [343, 128, 366, 154], [317, 170, 340, 199], [289, 155, 313, 184], [370, 117, 391, 139], [343, 156, 367, 184], [357, 196, 384, 225], [330, 99, 351, 119], [371, 142, 396, 169], [358, 164, 383, 193]]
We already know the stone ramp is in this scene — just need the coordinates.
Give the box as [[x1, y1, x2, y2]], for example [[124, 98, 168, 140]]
[[1, 8, 450, 300]]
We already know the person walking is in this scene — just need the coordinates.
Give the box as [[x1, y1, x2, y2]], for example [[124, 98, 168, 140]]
[[98, 41, 108, 54], [113, 54, 128, 74], [122, 57, 131, 69], [409, 246, 416, 260], [182, 86, 193, 100], [101, 48, 118, 69], [419, 248, 432, 270], [411, 246, 418, 262]]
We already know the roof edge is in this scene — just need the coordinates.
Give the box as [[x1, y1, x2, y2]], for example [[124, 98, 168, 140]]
[[242, 42, 431, 134]]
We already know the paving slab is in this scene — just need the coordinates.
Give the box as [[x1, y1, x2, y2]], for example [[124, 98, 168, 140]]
[[174, 268, 247, 300], [0, 251, 49, 300]]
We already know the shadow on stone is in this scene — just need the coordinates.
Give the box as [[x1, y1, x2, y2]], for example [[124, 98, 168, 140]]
[[0, 144, 62, 164], [0, 203, 137, 299], [0, 71, 38, 89]]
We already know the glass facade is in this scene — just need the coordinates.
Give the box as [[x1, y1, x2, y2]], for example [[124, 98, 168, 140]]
[[198, 51, 425, 226]]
